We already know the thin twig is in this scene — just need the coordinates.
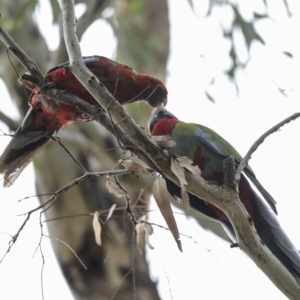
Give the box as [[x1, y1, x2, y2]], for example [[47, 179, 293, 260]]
[[18, 193, 54, 202], [235, 112, 300, 183], [0, 26, 45, 85], [125, 195, 138, 226], [131, 227, 136, 300], [76, 0, 109, 40], [1, 169, 133, 261], [144, 220, 211, 252], [103, 232, 126, 264], [39, 85, 103, 118], [37, 169, 132, 215], [43, 234, 87, 270], [110, 268, 133, 300], [41, 206, 148, 224], [51, 136, 88, 173], [38, 213, 45, 300]]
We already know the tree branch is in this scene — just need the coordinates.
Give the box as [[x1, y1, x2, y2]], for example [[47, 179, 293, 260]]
[[223, 155, 237, 190], [76, 0, 110, 41], [39, 84, 159, 170], [0, 26, 45, 86], [235, 112, 300, 183]]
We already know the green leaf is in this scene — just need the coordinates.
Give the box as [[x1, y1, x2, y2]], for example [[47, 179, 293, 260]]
[[205, 90, 215, 103], [253, 12, 269, 19], [232, 5, 265, 50], [205, 77, 215, 103], [272, 80, 288, 97], [282, 51, 293, 58], [186, 0, 195, 13], [282, 0, 292, 17]]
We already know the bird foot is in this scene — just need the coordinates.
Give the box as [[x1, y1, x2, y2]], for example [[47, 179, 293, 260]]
[[82, 105, 104, 122]]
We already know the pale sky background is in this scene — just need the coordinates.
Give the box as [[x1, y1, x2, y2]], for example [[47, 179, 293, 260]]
[[1, 0, 300, 299]]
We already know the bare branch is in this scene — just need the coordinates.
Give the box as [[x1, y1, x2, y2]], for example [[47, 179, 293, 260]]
[[0, 169, 132, 261], [76, 0, 110, 40], [36, 214, 46, 300], [23, 73, 159, 171], [39, 84, 103, 117], [44, 234, 87, 270], [38, 169, 133, 214], [235, 112, 300, 183], [0, 26, 45, 86], [51, 136, 88, 173]]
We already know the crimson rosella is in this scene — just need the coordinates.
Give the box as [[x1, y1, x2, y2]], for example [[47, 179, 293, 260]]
[[0, 56, 168, 186], [149, 105, 300, 283]]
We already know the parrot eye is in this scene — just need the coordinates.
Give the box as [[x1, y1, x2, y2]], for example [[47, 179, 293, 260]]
[[81, 113, 91, 120]]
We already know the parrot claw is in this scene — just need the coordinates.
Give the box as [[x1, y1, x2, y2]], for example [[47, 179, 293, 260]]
[[82, 105, 104, 122], [230, 243, 239, 248]]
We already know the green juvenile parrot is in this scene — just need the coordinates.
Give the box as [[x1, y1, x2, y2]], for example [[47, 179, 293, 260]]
[[149, 105, 300, 284]]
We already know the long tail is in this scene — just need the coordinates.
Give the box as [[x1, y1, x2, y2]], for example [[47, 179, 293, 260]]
[[228, 176, 300, 283], [246, 179, 300, 283], [166, 176, 300, 283], [0, 107, 54, 187]]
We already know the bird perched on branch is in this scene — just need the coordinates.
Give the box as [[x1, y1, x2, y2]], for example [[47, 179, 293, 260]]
[[149, 104, 300, 284], [0, 55, 168, 187]]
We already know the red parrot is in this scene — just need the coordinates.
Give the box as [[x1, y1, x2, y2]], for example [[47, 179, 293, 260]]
[[149, 105, 300, 283], [0, 56, 168, 187]]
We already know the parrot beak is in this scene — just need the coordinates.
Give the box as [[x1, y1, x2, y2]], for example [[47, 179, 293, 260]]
[[147, 95, 168, 108], [146, 82, 168, 107], [162, 96, 168, 107], [156, 102, 166, 111]]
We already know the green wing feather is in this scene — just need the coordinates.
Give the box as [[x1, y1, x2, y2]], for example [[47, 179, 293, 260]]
[[173, 121, 277, 214]]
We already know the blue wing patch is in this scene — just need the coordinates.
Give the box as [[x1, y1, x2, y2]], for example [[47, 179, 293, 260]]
[[195, 128, 232, 157]]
